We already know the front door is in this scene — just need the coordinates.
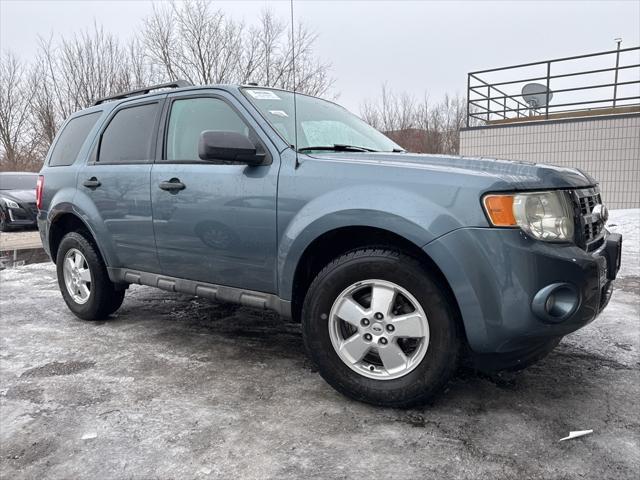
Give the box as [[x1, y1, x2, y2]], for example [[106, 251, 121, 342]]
[[151, 92, 279, 293]]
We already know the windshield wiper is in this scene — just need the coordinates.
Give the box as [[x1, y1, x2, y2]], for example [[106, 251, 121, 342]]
[[298, 144, 378, 153]]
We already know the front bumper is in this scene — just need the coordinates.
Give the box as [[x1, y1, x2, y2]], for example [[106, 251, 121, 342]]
[[1, 205, 38, 228], [424, 227, 622, 362]]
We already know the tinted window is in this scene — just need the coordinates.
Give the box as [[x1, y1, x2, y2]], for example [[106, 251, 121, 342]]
[[99, 103, 159, 163], [49, 112, 101, 167], [166, 98, 249, 161], [0, 174, 37, 190]]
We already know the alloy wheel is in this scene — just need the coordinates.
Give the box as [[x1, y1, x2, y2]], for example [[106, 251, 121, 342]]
[[63, 248, 92, 304], [328, 279, 430, 380]]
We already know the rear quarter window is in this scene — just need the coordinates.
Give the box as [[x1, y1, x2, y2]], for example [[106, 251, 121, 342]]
[[48, 112, 102, 167]]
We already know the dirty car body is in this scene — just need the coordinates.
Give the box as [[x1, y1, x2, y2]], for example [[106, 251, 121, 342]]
[[36, 83, 622, 407]]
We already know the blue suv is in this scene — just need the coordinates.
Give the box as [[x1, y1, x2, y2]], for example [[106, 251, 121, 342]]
[[37, 82, 622, 407]]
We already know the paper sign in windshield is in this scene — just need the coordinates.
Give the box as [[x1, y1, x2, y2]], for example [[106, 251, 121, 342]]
[[246, 90, 281, 100]]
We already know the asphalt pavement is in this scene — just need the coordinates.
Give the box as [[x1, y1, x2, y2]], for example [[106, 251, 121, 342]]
[[0, 212, 638, 479]]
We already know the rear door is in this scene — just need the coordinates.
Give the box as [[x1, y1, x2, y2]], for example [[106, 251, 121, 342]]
[[151, 90, 279, 293], [77, 98, 164, 272]]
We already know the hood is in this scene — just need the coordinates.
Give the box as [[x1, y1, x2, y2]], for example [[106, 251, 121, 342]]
[[306, 152, 596, 190], [0, 189, 36, 203]]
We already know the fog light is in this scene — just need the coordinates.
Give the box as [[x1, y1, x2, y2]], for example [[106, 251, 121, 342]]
[[532, 283, 580, 323], [545, 295, 556, 313]]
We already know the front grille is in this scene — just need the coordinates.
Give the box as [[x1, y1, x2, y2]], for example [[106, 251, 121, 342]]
[[578, 192, 602, 216], [583, 221, 604, 240], [572, 187, 605, 251]]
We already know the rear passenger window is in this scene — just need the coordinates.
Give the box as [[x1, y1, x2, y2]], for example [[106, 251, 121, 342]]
[[49, 112, 101, 167], [99, 103, 159, 163]]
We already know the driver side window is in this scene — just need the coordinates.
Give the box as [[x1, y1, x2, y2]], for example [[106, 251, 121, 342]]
[[166, 97, 250, 161]]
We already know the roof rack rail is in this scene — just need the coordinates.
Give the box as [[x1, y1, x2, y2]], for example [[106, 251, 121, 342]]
[[93, 80, 193, 106]]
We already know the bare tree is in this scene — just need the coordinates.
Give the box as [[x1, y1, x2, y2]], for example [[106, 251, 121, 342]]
[[258, 14, 333, 96], [36, 25, 153, 121], [0, 53, 38, 171], [360, 85, 468, 155], [2, 1, 334, 171], [22, 24, 160, 168], [143, 1, 333, 96], [28, 63, 57, 159], [255, 9, 284, 87], [144, 0, 245, 85], [144, 1, 246, 85], [360, 99, 381, 130]]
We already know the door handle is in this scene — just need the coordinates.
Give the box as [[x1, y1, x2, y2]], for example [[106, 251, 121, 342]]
[[159, 178, 186, 192], [83, 177, 101, 188]]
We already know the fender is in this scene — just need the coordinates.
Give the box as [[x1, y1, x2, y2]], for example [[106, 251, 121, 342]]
[[44, 200, 112, 269], [65, 188, 120, 268], [39, 184, 76, 257], [277, 184, 469, 300]]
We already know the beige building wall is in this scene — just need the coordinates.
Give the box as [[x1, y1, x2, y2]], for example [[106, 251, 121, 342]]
[[459, 114, 640, 209]]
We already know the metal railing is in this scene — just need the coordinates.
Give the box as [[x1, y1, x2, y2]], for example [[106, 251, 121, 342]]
[[466, 46, 640, 127]]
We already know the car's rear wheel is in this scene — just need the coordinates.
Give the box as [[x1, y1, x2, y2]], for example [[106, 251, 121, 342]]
[[56, 232, 125, 320], [302, 248, 460, 408]]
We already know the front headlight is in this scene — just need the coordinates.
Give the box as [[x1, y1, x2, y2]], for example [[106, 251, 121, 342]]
[[1, 198, 20, 209], [483, 191, 574, 242]]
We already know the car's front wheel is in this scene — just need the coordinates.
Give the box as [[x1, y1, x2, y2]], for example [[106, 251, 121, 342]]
[[56, 232, 125, 320], [302, 248, 460, 407]]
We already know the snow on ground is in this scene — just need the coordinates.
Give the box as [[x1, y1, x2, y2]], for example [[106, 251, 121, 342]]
[[564, 209, 639, 373], [0, 210, 638, 479], [607, 208, 640, 278]]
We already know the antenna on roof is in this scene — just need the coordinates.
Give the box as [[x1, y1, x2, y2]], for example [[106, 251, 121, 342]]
[[290, 0, 300, 169], [521, 82, 553, 115]]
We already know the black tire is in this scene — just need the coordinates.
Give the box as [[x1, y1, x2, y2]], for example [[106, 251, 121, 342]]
[[104, 289, 126, 315], [56, 232, 125, 320], [302, 248, 460, 408]]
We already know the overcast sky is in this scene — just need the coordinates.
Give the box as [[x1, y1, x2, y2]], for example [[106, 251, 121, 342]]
[[1, 0, 639, 113]]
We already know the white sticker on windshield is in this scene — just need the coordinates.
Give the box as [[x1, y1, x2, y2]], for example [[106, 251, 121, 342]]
[[246, 89, 281, 100], [269, 110, 288, 118]]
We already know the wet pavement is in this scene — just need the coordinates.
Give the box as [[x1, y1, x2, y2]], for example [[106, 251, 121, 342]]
[[0, 229, 47, 271], [0, 213, 638, 479], [0, 248, 50, 270]]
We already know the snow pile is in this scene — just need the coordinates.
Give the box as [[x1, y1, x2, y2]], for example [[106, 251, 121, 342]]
[[607, 209, 639, 278]]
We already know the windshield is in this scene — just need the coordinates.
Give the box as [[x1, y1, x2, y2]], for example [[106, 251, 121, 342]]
[[0, 174, 37, 190], [241, 88, 402, 153]]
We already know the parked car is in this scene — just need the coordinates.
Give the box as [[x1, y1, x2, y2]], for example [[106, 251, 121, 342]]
[[0, 172, 39, 231], [36, 81, 622, 407]]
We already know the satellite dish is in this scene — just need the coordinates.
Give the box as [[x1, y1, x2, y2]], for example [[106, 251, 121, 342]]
[[522, 82, 554, 109]]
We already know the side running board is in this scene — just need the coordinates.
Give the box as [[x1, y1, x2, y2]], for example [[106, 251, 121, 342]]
[[107, 267, 292, 318]]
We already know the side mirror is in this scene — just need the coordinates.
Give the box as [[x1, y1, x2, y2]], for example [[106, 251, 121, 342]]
[[198, 131, 267, 166]]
